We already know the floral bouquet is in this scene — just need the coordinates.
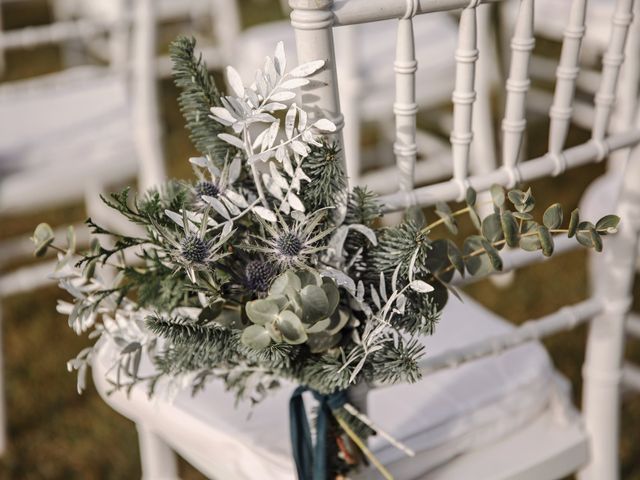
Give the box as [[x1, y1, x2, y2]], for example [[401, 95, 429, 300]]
[[33, 38, 619, 479]]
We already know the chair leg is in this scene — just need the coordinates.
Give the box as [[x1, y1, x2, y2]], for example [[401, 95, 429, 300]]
[[0, 306, 7, 455], [579, 145, 640, 480], [136, 424, 179, 480]]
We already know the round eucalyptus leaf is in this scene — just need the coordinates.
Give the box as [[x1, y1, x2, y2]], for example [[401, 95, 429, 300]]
[[297, 269, 322, 287], [508, 188, 535, 213], [32, 223, 55, 257], [466, 186, 477, 207], [321, 278, 340, 315], [435, 201, 452, 216], [576, 221, 596, 248], [326, 309, 350, 335], [425, 239, 455, 282], [199, 299, 224, 322], [507, 189, 525, 208], [241, 324, 272, 349], [590, 229, 603, 252], [596, 214, 620, 234], [428, 280, 449, 312], [269, 270, 301, 296], [482, 213, 504, 244], [519, 234, 541, 252], [568, 208, 580, 238], [512, 211, 533, 221], [463, 236, 492, 276], [501, 211, 519, 247], [300, 285, 330, 321], [480, 239, 503, 271], [245, 299, 279, 325], [468, 206, 482, 230], [537, 225, 554, 257], [277, 310, 308, 345], [543, 203, 563, 230], [265, 321, 283, 342], [305, 317, 332, 333], [446, 240, 465, 276], [490, 184, 505, 207]]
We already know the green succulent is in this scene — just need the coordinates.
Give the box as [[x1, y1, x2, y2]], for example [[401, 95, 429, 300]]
[[241, 269, 350, 352]]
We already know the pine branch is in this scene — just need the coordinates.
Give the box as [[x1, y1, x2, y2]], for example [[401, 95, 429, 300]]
[[170, 36, 230, 161], [345, 187, 382, 227], [301, 141, 347, 217]]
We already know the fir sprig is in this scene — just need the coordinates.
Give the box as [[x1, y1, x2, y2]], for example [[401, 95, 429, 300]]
[[170, 36, 230, 161]]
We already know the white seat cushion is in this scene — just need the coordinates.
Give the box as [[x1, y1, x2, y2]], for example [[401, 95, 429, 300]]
[[0, 67, 138, 212], [235, 13, 458, 118], [93, 292, 558, 479]]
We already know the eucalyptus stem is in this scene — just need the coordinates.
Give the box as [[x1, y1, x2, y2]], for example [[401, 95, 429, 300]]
[[436, 227, 608, 276], [422, 206, 471, 233]]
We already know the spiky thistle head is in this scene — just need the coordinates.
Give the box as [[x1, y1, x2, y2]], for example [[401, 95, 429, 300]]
[[180, 235, 210, 264], [195, 180, 221, 200], [242, 209, 335, 270], [244, 260, 276, 294]]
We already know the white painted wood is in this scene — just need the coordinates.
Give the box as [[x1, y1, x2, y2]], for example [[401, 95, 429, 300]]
[[416, 299, 601, 376], [137, 424, 179, 480], [394, 14, 418, 192], [450, 6, 478, 196], [579, 140, 640, 480], [0, 18, 108, 50], [547, 0, 587, 163], [501, 0, 534, 174], [330, 0, 501, 26], [289, 0, 346, 175], [471, 3, 498, 178], [591, 0, 635, 143], [424, 406, 589, 480], [380, 130, 640, 211]]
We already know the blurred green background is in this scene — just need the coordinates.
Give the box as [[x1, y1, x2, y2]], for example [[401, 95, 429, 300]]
[[1, 0, 639, 478]]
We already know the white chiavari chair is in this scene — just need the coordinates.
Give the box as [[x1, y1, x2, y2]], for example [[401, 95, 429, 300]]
[[0, 0, 166, 454], [90, 0, 640, 479]]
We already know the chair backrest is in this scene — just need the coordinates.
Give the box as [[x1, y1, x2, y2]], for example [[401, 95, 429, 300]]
[[0, 0, 165, 193], [289, 1, 640, 478]]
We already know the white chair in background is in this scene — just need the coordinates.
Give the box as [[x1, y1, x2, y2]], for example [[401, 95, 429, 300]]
[[502, 0, 640, 147], [0, 0, 166, 454], [0, 0, 243, 78], [91, 0, 640, 479]]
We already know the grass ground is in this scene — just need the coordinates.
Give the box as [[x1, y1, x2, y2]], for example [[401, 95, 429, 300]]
[[1, 1, 639, 479]]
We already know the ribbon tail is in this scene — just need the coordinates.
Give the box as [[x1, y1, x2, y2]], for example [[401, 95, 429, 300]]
[[290, 387, 314, 480], [313, 402, 331, 480]]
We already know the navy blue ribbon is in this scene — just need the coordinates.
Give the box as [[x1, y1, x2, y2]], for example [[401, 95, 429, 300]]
[[289, 386, 348, 480]]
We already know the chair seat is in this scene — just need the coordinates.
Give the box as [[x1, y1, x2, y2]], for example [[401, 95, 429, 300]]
[[235, 13, 458, 119], [92, 292, 577, 480], [0, 66, 138, 213]]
